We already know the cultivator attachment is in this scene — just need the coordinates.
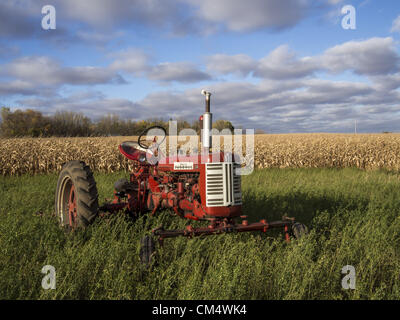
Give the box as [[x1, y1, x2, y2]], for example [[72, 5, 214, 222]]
[[138, 217, 307, 267], [151, 217, 307, 243]]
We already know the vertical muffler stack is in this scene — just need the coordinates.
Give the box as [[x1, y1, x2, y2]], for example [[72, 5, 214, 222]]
[[201, 90, 212, 154]]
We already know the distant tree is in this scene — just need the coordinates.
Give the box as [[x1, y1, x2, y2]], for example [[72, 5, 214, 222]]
[[0, 107, 240, 138], [255, 129, 267, 134], [95, 114, 122, 136], [191, 119, 201, 135], [136, 119, 150, 135], [0, 107, 11, 136], [0, 107, 52, 137], [124, 119, 139, 136], [50, 110, 92, 136], [212, 119, 234, 133], [176, 118, 191, 133]]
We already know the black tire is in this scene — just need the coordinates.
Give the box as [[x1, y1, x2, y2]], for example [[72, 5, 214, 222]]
[[140, 235, 156, 267], [291, 222, 308, 239], [55, 160, 99, 229]]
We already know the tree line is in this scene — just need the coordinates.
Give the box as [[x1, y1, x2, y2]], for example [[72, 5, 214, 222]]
[[0, 107, 235, 137]]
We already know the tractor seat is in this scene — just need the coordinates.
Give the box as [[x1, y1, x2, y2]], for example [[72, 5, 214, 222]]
[[119, 141, 148, 162]]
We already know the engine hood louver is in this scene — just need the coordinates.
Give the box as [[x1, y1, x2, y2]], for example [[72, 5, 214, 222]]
[[205, 162, 242, 207]]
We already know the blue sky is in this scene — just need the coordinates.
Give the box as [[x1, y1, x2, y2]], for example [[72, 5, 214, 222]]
[[1, 0, 400, 133]]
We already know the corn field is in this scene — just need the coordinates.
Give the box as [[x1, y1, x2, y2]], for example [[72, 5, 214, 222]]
[[1, 133, 400, 175]]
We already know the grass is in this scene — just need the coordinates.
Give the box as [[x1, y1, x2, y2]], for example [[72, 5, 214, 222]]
[[0, 168, 399, 299]]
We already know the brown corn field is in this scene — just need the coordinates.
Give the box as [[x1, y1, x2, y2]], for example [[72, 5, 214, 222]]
[[1, 133, 400, 175]]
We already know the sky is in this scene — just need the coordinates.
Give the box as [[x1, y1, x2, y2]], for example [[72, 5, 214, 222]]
[[1, 0, 400, 133]]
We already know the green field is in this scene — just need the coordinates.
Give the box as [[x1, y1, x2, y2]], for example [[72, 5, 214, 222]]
[[0, 168, 399, 299]]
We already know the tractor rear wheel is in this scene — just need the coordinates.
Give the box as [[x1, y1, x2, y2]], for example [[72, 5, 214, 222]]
[[291, 222, 308, 239], [55, 161, 99, 229]]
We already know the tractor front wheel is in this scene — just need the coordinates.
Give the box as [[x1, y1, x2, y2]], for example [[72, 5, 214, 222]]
[[291, 222, 308, 239], [140, 235, 156, 268], [55, 161, 99, 230]]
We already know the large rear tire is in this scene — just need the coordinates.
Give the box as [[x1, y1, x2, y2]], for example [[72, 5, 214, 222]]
[[55, 160, 99, 229]]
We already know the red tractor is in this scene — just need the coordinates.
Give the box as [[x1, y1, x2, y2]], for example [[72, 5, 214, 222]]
[[55, 90, 307, 266]]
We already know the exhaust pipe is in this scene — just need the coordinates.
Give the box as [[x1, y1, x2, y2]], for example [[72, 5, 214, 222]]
[[201, 90, 212, 152]]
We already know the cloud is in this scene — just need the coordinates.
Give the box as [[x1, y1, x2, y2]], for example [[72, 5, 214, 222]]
[[321, 37, 399, 76], [15, 71, 400, 133], [0, 0, 181, 41], [55, 0, 333, 34], [135, 77, 400, 132], [0, 80, 39, 96], [185, 0, 309, 32], [144, 73, 400, 133], [206, 54, 257, 77], [391, 15, 400, 33], [109, 49, 210, 83], [0, 1, 37, 38], [5, 56, 126, 86], [326, 0, 345, 4], [206, 48, 318, 80], [109, 49, 151, 75], [54, 0, 179, 28], [147, 62, 211, 83], [0, 45, 20, 59], [0, 51, 209, 98], [4, 34, 400, 133], [74, 30, 126, 46], [255, 45, 319, 79], [0, 56, 126, 97], [206, 38, 399, 80], [0, 0, 343, 41]]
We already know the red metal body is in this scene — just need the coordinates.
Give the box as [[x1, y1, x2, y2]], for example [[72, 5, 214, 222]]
[[96, 91, 304, 247], [99, 142, 296, 242]]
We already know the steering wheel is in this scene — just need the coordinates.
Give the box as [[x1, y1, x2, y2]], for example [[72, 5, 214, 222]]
[[138, 126, 167, 150]]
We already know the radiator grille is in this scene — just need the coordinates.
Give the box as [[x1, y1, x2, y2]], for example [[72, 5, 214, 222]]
[[205, 162, 242, 207]]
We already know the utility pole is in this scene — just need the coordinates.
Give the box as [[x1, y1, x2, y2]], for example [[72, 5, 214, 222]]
[[354, 120, 357, 134]]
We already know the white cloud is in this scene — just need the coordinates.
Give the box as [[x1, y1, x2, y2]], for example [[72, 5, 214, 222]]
[[206, 54, 257, 76], [186, 0, 309, 32], [255, 45, 318, 79], [133, 78, 400, 132], [14, 71, 400, 133], [0, 80, 39, 96], [0, 0, 350, 40], [326, 0, 344, 4], [109, 49, 210, 83], [109, 49, 151, 75], [0, 56, 126, 95], [0, 44, 19, 58], [147, 62, 211, 83], [391, 15, 400, 33], [207, 38, 400, 80], [321, 37, 399, 76], [52, 0, 180, 28], [206, 47, 318, 80]]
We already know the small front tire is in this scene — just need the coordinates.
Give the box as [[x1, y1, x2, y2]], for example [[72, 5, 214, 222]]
[[140, 235, 156, 268], [291, 222, 308, 239]]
